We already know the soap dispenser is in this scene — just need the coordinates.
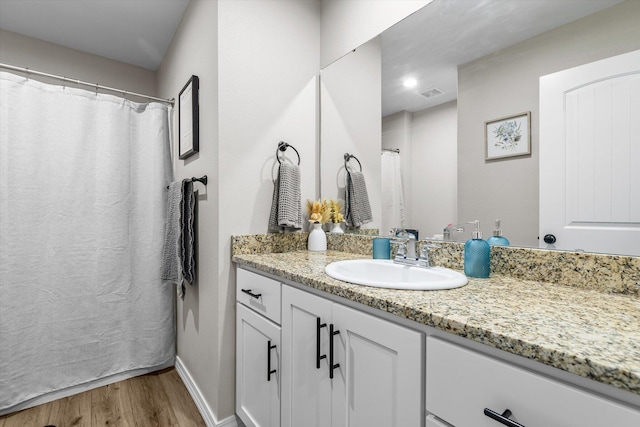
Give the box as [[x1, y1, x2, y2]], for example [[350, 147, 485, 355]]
[[486, 219, 510, 246], [464, 220, 490, 278]]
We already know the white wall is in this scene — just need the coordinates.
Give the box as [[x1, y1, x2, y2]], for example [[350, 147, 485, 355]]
[[458, 0, 640, 247], [409, 101, 457, 238], [0, 29, 156, 99], [320, 0, 431, 68], [156, 0, 223, 421], [382, 102, 457, 239], [158, 0, 320, 422], [320, 37, 381, 230]]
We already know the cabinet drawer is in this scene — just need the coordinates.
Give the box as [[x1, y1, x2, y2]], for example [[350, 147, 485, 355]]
[[237, 268, 281, 324], [426, 337, 640, 427]]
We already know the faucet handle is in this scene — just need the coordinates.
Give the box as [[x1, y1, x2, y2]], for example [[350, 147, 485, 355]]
[[419, 243, 441, 267], [391, 240, 408, 258]]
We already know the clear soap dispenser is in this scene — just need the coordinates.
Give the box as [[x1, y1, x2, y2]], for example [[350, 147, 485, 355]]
[[486, 219, 510, 246], [464, 220, 490, 278]]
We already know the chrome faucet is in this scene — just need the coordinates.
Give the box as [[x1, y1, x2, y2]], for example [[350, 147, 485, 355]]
[[391, 229, 439, 268]]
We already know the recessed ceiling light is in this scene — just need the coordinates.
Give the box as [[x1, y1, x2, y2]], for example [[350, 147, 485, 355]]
[[403, 78, 418, 88]]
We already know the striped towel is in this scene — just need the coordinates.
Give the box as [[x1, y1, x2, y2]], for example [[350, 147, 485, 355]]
[[345, 170, 373, 228], [268, 163, 302, 231], [161, 179, 196, 298]]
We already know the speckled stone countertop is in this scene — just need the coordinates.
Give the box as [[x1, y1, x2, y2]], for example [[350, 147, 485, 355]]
[[232, 249, 640, 397]]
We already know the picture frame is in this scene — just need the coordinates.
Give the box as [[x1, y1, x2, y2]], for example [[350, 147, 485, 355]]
[[485, 112, 531, 160], [178, 75, 199, 160]]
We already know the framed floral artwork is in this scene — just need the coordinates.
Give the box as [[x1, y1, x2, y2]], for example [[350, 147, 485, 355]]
[[485, 112, 531, 160]]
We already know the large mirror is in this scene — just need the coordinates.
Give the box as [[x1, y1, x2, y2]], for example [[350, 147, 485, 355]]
[[320, 0, 640, 255]]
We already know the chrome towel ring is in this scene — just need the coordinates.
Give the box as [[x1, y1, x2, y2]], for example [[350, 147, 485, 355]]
[[344, 153, 362, 172], [277, 141, 301, 165]]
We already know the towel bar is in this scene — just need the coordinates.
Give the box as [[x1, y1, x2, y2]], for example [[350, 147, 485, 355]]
[[166, 175, 207, 189]]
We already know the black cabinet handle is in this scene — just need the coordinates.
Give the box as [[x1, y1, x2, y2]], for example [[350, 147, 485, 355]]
[[329, 324, 340, 379], [484, 408, 525, 427], [241, 288, 262, 299], [316, 317, 327, 369], [267, 340, 277, 381]]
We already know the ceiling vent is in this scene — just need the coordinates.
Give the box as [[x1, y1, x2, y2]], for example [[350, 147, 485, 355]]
[[420, 87, 444, 99]]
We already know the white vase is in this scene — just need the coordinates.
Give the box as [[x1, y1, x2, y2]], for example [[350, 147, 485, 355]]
[[330, 222, 344, 234], [308, 222, 327, 251]]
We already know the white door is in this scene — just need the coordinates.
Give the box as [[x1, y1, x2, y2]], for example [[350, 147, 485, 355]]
[[539, 49, 640, 255], [236, 304, 281, 427], [332, 304, 423, 427], [281, 286, 333, 427]]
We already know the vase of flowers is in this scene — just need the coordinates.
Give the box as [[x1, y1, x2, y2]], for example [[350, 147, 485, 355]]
[[306, 199, 329, 251], [328, 199, 345, 234]]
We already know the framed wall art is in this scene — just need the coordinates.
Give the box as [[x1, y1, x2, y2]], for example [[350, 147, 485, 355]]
[[485, 112, 531, 160], [179, 75, 199, 160]]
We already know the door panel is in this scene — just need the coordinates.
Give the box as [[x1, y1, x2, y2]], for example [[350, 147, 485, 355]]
[[332, 304, 423, 427], [540, 49, 640, 255], [281, 286, 333, 427]]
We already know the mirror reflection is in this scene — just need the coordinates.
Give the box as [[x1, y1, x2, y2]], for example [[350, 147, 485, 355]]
[[319, 0, 640, 255]]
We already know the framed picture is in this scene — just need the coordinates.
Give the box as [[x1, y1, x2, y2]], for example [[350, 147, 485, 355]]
[[485, 112, 531, 160], [179, 75, 199, 160]]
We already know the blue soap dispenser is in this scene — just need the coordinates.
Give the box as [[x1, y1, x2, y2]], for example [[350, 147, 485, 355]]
[[486, 219, 510, 246], [464, 220, 490, 278]]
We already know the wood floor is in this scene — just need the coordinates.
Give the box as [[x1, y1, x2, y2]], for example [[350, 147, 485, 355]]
[[0, 368, 206, 427]]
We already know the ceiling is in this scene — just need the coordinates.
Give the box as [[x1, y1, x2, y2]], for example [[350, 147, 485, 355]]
[[0, 0, 625, 99], [381, 0, 624, 117], [0, 0, 190, 70]]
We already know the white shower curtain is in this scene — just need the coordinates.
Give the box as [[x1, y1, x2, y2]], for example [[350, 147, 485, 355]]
[[381, 151, 406, 235], [0, 72, 175, 412]]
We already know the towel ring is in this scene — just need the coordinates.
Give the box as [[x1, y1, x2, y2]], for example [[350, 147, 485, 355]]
[[344, 153, 362, 172], [277, 141, 301, 165]]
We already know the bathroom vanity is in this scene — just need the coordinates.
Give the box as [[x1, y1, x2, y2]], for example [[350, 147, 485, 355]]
[[233, 238, 640, 427]]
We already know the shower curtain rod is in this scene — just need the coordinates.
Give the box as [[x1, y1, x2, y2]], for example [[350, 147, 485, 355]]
[[0, 62, 175, 106], [382, 148, 400, 153]]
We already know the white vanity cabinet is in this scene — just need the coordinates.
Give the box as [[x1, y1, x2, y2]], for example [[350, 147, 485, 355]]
[[281, 284, 423, 427], [426, 336, 640, 427], [236, 268, 282, 427]]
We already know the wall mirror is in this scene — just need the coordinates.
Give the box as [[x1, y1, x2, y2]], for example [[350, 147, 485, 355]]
[[319, 0, 640, 255]]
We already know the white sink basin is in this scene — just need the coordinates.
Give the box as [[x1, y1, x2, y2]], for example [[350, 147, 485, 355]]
[[325, 259, 468, 290]]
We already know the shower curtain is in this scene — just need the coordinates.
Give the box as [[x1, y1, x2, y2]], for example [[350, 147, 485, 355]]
[[381, 151, 406, 235], [0, 72, 175, 412]]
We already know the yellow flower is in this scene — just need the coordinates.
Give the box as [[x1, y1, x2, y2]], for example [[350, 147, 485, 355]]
[[306, 199, 330, 224], [328, 199, 344, 223]]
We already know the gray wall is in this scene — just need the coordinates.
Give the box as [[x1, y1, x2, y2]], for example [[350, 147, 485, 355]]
[[157, 0, 320, 422], [0, 29, 156, 99], [457, 0, 640, 247]]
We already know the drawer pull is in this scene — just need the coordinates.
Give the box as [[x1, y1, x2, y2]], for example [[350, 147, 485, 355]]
[[484, 408, 525, 427], [241, 288, 262, 299], [329, 324, 340, 379], [316, 317, 327, 369], [267, 340, 277, 381]]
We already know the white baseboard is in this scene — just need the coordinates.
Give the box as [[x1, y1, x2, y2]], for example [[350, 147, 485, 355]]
[[175, 356, 240, 427]]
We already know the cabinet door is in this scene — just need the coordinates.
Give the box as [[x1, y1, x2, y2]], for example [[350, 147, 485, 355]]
[[332, 304, 423, 427], [281, 285, 333, 427], [236, 304, 281, 427]]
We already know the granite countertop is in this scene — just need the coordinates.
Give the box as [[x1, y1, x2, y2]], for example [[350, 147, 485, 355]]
[[233, 250, 640, 398]]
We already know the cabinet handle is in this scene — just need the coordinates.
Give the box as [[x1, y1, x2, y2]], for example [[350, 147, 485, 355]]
[[241, 288, 262, 299], [267, 340, 277, 381], [316, 317, 327, 369], [484, 408, 525, 427], [329, 324, 340, 379]]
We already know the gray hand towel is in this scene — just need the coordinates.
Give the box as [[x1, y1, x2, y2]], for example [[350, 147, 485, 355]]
[[268, 163, 302, 231], [161, 179, 196, 298], [346, 170, 373, 228]]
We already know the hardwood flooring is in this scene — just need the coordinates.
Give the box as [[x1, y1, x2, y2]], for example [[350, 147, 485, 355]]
[[0, 368, 206, 427]]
